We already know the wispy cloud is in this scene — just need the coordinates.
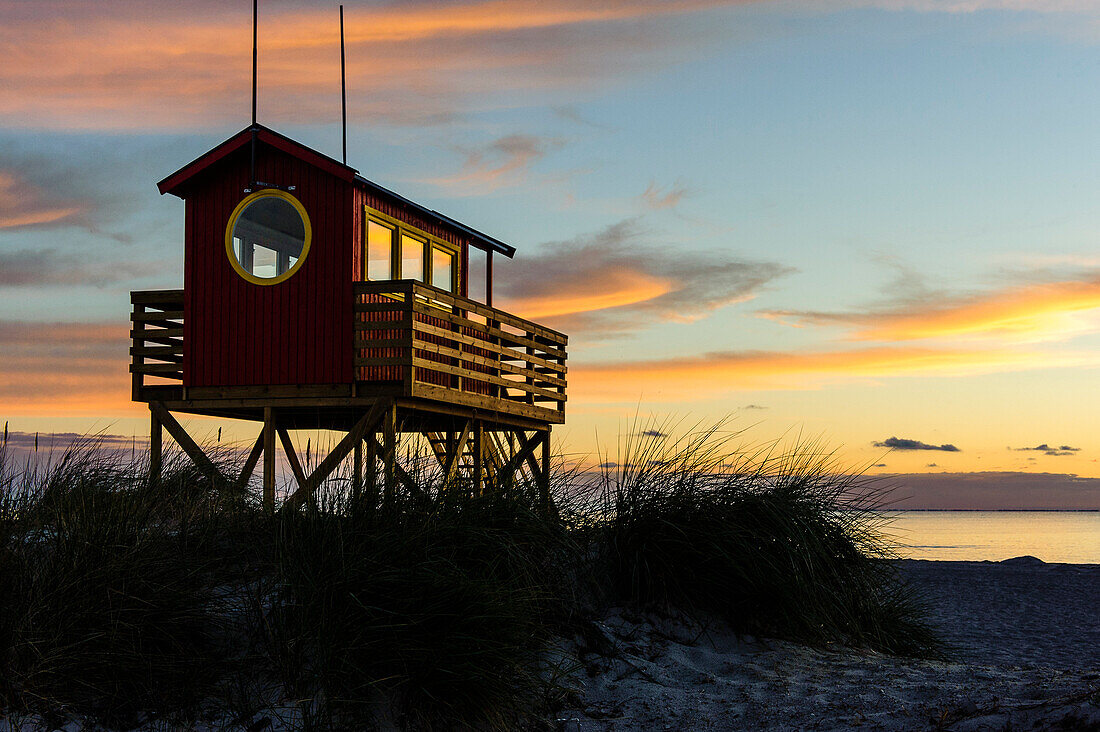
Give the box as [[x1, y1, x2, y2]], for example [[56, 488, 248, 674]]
[[1, 430, 140, 452], [1013, 443, 1082, 456], [761, 273, 1100, 344], [0, 0, 747, 131], [0, 170, 87, 230], [569, 343, 1088, 401], [873, 436, 960, 452], [425, 134, 564, 194], [1, 0, 1094, 132], [498, 218, 790, 337], [640, 180, 690, 211], [0, 249, 156, 287], [852, 0, 1100, 13], [0, 320, 134, 415]]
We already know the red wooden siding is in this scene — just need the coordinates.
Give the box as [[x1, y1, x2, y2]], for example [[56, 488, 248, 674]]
[[183, 143, 353, 387]]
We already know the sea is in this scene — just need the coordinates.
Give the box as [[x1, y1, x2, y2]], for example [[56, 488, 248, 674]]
[[882, 510, 1100, 564]]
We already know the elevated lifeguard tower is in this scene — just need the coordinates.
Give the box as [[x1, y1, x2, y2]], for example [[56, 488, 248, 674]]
[[131, 124, 567, 510]]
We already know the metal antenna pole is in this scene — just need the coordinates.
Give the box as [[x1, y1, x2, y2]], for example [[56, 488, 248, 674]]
[[252, 0, 258, 126], [340, 4, 347, 165], [249, 0, 258, 190]]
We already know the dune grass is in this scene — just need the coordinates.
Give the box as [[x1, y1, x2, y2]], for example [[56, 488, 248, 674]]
[[0, 421, 940, 729], [590, 422, 940, 656], [0, 441, 242, 728], [266, 479, 578, 729]]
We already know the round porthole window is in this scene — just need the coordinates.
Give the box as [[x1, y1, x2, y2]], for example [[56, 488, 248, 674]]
[[225, 189, 311, 285]]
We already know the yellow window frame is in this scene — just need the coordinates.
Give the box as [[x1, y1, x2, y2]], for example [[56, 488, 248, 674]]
[[363, 206, 460, 293], [225, 189, 312, 286]]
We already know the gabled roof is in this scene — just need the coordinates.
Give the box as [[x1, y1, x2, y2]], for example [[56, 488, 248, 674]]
[[157, 124, 516, 258], [157, 124, 357, 196]]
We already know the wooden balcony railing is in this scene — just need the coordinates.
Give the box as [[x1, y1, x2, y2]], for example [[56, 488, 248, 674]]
[[130, 283, 568, 423], [354, 280, 567, 422], [130, 290, 185, 395]]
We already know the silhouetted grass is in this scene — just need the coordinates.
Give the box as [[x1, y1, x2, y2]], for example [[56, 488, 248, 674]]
[[265, 471, 577, 729], [590, 421, 941, 657], [0, 440, 245, 727], [0, 421, 941, 729]]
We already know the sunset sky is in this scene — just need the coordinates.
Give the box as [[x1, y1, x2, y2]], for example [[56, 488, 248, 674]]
[[3, 0, 1100, 505]]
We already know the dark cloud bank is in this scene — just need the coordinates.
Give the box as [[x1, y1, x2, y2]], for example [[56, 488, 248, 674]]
[[1013, 444, 1082, 457], [883, 472, 1100, 510], [874, 436, 960, 452]]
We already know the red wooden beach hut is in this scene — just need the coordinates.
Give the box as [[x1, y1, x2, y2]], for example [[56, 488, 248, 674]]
[[132, 124, 567, 509]]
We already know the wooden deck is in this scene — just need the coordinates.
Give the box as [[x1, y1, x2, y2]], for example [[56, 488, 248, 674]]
[[130, 282, 567, 429]]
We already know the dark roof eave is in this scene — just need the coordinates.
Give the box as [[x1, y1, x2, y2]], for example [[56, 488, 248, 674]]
[[354, 174, 516, 259], [157, 124, 358, 197]]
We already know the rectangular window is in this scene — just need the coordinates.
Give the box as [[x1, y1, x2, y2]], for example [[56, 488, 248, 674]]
[[401, 234, 424, 281], [367, 220, 394, 280], [431, 247, 454, 292]]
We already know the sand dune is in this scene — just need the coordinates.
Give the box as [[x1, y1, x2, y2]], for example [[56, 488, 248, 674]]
[[557, 559, 1100, 731], [3, 559, 1096, 730]]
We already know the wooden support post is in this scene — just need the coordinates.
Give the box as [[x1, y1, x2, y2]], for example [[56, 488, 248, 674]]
[[540, 427, 551, 514], [365, 434, 377, 505], [149, 405, 162, 486], [496, 430, 544, 491], [473, 420, 484, 496], [149, 402, 228, 489], [381, 402, 397, 508], [353, 439, 363, 500], [486, 249, 493, 306], [263, 407, 275, 512], [368, 434, 426, 499]]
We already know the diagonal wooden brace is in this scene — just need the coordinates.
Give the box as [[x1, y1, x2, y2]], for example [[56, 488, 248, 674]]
[[368, 433, 428, 499], [442, 421, 473, 486], [237, 431, 265, 488], [149, 401, 230, 488], [496, 430, 546, 489], [277, 427, 307, 489], [281, 399, 389, 512]]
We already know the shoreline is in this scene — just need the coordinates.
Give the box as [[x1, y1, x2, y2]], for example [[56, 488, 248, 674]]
[[897, 556, 1100, 566]]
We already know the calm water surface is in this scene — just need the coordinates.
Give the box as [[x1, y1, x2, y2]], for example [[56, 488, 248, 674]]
[[883, 511, 1100, 564]]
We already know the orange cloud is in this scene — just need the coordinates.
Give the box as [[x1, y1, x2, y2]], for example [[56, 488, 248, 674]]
[[763, 275, 1100, 344], [0, 321, 135, 417], [504, 267, 675, 319], [0, 171, 86, 230], [570, 344, 1086, 401], [496, 219, 790, 337], [0, 0, 747, 130]]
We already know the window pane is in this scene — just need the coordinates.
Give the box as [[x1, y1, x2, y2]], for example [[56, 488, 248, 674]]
[[401, 234, 424, 281], [367, 220, 393, 280], [431, 247, 454, 291], [230, 195, 307, 280]]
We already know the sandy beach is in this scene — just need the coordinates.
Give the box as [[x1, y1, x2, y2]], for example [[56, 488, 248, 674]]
[[556, 558, 1100, 731], [3, 558, 1096, 731]]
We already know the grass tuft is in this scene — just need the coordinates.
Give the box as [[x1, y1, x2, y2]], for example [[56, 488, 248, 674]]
[[591, 420, 941, 656]]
